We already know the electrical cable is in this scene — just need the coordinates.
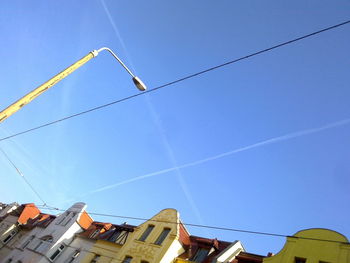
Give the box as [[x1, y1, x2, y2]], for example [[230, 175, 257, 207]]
[[0, 19, 349, 142], [0, 148, 47, 206], [1, 19, 350, 250], [33, 205, 350, 245]]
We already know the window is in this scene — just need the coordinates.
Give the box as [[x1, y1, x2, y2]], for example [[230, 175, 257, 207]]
[[66, 250, 80, 263], [41, 236, 53, 242], [154, 228, 171, 245], [49, 244, 65, 261], [108, 230, 121, 242], [90, 254, 100, 263], [62, 212, 76, 226], [21, 235, 35, 249], [122, 256, 132, 263], [56, 212, 68, 225], [32, 235, 53, 253], [192, 248, 209, 262], [3, 229, 18, 244], [139, 225, 154, 241], [90, 229, 100, 238], [295, 258, 306, 263]]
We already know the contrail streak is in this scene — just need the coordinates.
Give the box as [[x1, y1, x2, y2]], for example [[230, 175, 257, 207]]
[[100, 0, 136, 71], [84, 117, 350, 196], [99, 0, 205, 226], [143, 94, 206, 227]]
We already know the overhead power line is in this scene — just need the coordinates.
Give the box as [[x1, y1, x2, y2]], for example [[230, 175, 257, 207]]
[[0, 148, 47, 206], [34, 205, 349, 245], [0, 19, 349, 142]]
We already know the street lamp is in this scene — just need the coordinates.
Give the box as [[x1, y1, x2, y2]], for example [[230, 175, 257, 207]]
[[0, 47, 147, 123]]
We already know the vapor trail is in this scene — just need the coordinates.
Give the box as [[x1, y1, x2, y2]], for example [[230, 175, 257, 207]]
[[143, 94, 206, 228], [100, 0, 136, 71], [85, 117, 350, 194], [99, 0, 206, 226]]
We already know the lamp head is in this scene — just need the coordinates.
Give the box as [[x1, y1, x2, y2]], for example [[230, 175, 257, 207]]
[[132, 76, 147, 91]]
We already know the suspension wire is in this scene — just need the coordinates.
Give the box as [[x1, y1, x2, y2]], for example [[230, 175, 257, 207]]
[[0, 148, 47, 206], [1, 19, 350, 250], [31, 205, 349, 245], [0, 19, 349, 142]]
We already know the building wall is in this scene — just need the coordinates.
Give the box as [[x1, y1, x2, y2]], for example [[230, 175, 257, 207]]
[[0, 203, 18, 217], [83, 208, 184, 263], [81, 240, 123, 263], [56, 235, 95, 263], [263, 228, 350, 263], [2, 202, 89, 263]]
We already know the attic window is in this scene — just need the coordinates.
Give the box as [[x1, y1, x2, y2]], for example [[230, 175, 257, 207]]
[[108, 230, 121, 242], [139, 225, 154, 242], [154, 228, 171, 245], [90, 229, 100, 238], [192, 248, 210, 262]]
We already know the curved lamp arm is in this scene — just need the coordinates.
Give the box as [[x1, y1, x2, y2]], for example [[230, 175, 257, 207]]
[[0, 47, 146, 123], [95, 47, 147, 92]]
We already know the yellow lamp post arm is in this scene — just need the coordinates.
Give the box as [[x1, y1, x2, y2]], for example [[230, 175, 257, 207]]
[[0, 47, 146, 123]]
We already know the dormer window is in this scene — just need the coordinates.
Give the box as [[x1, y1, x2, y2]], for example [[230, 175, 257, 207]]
[[192, 248, 210, 262], [90, 229, 100, 238], [108, 230, 121, 242]]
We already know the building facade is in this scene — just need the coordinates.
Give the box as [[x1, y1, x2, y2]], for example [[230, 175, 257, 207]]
[[1, 202, 349, 263], [263, 228, 350, 263]]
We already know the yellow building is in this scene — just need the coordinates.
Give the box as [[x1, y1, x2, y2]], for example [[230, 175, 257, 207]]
[[263, 228, 350, 263], [77, 221, 135, 262], [82, 208, 186, 263], [80, 208, 246, 263]]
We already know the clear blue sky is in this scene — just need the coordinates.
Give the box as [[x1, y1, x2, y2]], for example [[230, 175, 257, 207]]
[[0, 0, 349, 255]]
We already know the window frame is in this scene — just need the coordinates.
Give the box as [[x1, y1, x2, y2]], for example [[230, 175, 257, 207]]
[[49, 244, 65, 262], [2, 229, 18, 244], [191, 247, 210, 262], [90, 229, 100, 239], [21, 235, 35, 249], [154, 228, 171, 245], [66, 250, 80, 263], [122, 256, 133, 263], [138, 225, 155, 242]]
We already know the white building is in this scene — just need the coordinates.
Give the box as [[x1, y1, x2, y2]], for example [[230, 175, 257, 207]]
[[3, 202, 93, 263]]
